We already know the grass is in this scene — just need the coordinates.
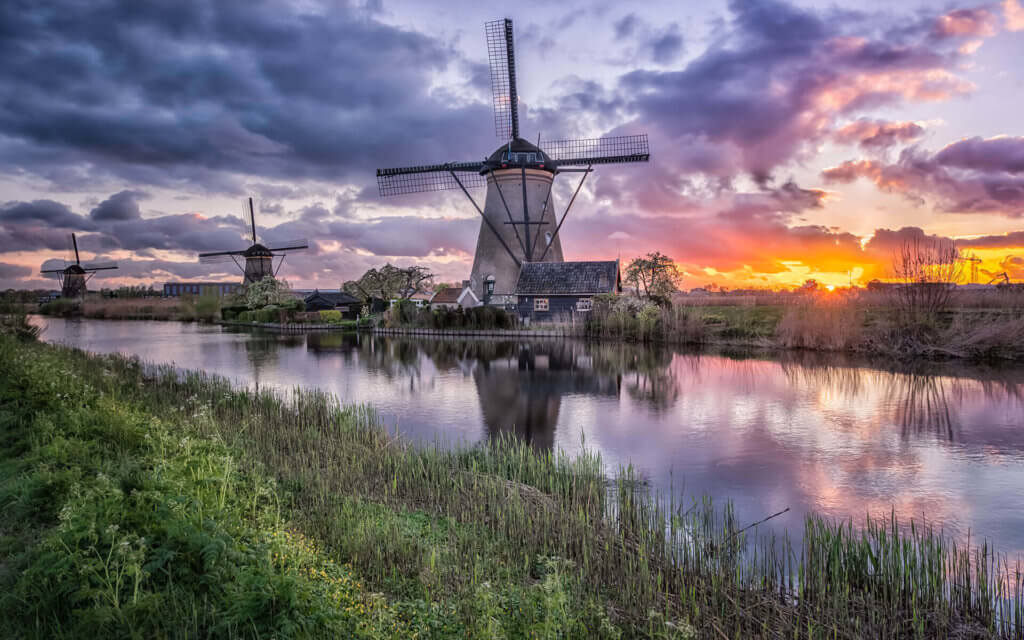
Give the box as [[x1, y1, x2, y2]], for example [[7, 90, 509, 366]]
[[2, 334, 1022, 638], [39, 296, 223, 322]]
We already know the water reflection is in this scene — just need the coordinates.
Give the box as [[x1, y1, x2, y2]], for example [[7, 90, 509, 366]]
[[35, 316, 1024, 556]]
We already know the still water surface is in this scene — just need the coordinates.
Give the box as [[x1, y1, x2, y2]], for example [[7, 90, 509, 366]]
[[36, 317, 1024, 556]]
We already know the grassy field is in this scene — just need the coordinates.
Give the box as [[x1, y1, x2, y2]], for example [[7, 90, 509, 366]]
[[1, 332, 1022, 638]]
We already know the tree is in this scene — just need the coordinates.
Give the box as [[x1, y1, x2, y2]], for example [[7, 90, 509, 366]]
[[624, 252, 681, 300], [891, 238, 963, 322], [343, 264, 434, 302], [246, 276, 292, 309]]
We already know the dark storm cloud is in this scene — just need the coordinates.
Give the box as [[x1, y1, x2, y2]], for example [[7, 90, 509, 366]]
[[90, 190, 147, 221], [0, 262, 31, 279], [823, 137, 1024, 216], [0, 199, 94, 230], [0, 0, 491, 191]]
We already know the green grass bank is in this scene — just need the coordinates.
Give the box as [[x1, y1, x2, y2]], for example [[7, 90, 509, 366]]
[[1, 332, 1021, 638]]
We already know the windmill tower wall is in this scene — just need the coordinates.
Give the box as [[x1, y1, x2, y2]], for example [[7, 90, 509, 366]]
[[469, 168, 563, 302], [62, 273, 87, 299], [244, 256, 274, 284]]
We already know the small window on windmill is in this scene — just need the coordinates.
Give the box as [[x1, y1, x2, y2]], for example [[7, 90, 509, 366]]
[[545, 231, 552, 246], [485, 275, 495, 298]]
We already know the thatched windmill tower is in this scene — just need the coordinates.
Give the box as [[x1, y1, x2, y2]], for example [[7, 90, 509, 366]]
[[40, 233, 118, 298], [376, 18, 650, 303]]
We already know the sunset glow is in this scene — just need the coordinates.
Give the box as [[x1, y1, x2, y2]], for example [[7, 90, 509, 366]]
[[0, 0, 1021, 291]]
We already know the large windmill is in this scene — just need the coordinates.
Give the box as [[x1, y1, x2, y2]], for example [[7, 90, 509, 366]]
[[40, 233, 118, 299], [376, 18, 649, 303], [198, 197, 309, 285]]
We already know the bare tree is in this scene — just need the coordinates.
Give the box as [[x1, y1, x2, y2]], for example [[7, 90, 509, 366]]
[[892, 238, 963, 323]]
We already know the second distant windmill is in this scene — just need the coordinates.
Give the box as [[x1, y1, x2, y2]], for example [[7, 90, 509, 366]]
[[198, 198, 309, 285]]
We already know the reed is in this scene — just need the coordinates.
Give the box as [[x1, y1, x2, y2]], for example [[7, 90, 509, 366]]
[[4, 335, 1022, 638]]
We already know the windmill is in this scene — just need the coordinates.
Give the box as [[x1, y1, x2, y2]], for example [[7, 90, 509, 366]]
[[198, 197, 309, 285], [40, 233, 118, 298], [376, 18, 649, 303]]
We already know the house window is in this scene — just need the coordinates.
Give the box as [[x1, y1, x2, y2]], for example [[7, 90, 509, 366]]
[[576, 298, 592, 312], [534, 298, 549, 312]]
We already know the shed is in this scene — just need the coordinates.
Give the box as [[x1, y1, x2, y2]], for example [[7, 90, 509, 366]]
[[514, 261, 620, 322], [303, 290, 362, 318]]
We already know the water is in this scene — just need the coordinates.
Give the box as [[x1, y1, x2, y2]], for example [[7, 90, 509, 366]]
[[34, 316, 1024, 556]]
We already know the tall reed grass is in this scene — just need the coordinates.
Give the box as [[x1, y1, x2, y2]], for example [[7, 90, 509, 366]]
[[17, 337, 1020, 638]]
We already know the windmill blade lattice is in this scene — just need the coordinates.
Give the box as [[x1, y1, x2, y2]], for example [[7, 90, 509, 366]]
[[377, 163, 487, 197], [81, 261, 119, 271], [485, 18, 519, 140], [265, 239, 310, 252], [545, 134, 650, 166]]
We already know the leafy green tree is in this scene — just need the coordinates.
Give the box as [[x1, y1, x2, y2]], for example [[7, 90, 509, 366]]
[[245, 276, 292, 309], [624, 252, 681, 300]]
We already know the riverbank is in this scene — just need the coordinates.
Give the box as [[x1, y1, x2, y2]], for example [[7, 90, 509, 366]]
[[1, 333, 1021, 638]]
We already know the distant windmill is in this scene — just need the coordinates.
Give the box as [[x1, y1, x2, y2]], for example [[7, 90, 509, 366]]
[[40, 233, 118, 298], [198, 197, 309, 284], [376, 18, 650, 303]]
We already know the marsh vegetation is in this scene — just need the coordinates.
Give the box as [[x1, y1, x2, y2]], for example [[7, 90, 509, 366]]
[[2, 332, 1022, 638]]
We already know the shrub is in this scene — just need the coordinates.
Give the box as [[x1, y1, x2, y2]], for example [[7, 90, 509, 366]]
[[39, 298, 78, 317], [194, 295, 220, 322], [319, 309, 342, 323]]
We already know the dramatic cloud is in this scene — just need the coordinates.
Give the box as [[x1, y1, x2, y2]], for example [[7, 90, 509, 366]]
[[833, 119, 925, 150], [823, 136, 1024, 215], [0, 0, 1017, 291], [933, 8, 996, 38], [0, 0, 489, 191], [90, 190, 147, 221]]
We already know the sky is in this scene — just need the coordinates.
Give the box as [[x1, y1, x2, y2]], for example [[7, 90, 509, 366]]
[[0, 0, 1022, 291]]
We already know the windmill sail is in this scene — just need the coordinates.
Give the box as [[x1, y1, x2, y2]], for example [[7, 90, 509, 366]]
[[80, 261, 119, 271], [376, 162, 487, 197], [265, 239, 310, 252], [485, 18, 519, 140], [544, 134, 650, 166]]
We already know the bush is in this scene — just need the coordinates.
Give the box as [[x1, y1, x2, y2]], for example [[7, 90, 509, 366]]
[[237, 310, 254, 322], [319, 309, 342, 323], [38, 298, 78, 317]]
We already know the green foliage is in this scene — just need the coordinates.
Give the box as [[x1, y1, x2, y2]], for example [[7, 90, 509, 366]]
[[319, 309, 342, 323], [39, 298, 78, 317], [4, 337, 1022, 638], [245, 277, 292, 310], [624, 251, 681, 300], [384, 303, 517, 330], [193, 294, 221, 321], [0, 314, 42, 342], [0, 336, 412, 639], [342, 264, 433, 302]]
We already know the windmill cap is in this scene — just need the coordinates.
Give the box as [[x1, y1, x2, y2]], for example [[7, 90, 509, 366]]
[[244, 243, 273, 257], [486, 137, 554, 172], [65, 264, 86, 274]]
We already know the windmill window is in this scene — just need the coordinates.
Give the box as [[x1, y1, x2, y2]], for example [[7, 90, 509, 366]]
[[545, 231, 552, 246], [534, 298, 549, 311], [485, 275, 495, 297]]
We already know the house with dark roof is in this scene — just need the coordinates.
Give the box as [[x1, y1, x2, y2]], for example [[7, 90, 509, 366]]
[[429, 285, 480, 310], [303, 290, 362, 318], [514, 261, 620, 322]]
